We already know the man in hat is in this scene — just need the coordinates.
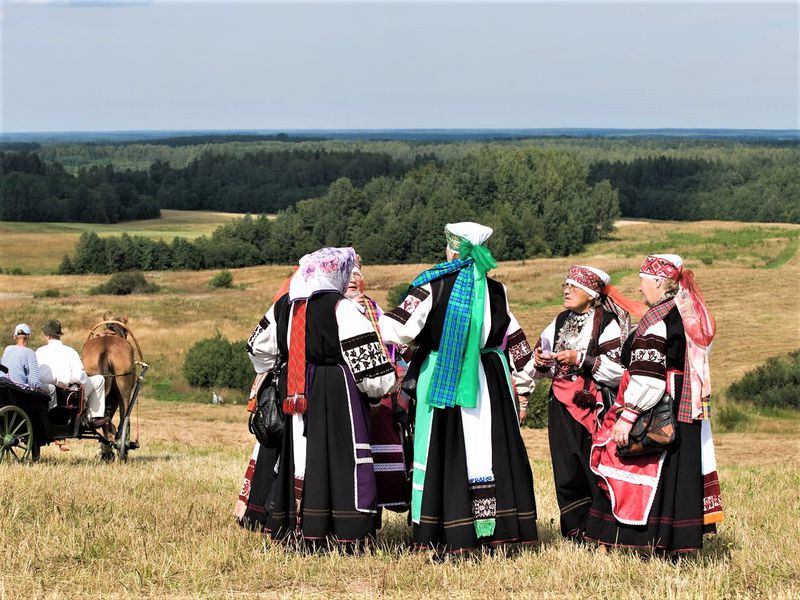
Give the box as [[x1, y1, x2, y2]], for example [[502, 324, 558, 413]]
[[1, 323, 44, 392], [36, 319, 107, 426]]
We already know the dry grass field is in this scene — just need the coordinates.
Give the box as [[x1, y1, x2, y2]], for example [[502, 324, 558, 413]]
[[0, 218, 799, 598], [0, 210, 248, 274]]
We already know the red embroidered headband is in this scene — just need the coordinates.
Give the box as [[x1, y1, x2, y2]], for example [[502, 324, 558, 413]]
[[640, 255, 682, 280], [565, 265, 608, 298]]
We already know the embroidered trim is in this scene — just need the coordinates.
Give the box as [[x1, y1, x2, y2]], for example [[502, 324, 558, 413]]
[[246, 314, 270, 354], [630, 348, 666, 364], [507, 329, 533, 370], [341, 332, 394, 382], [472, 497, 497, 519], [385, 286, 430, 324]]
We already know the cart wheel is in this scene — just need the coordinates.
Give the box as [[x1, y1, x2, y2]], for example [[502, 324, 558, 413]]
[[117, 416, 130, 463], [0, 405, 34, 463]]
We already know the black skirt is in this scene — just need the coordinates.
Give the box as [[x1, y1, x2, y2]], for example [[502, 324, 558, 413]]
[[548, 395, 605, 539], [240, 444, 279, 531], [265, 365, 380, 544], [414, 352, 539, 553], [584, 419, 704, 552]]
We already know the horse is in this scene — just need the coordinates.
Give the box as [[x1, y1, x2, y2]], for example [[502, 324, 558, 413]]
[[81, 314, 138, 460]]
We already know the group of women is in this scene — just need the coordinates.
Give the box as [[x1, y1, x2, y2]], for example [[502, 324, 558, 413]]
[[233, 222, 723, 557]]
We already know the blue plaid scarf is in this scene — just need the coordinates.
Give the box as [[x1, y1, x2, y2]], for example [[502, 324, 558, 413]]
[[408, 242, 496, 409]]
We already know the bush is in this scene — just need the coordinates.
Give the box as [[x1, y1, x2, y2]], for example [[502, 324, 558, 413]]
[[523, 383, 550, 429], [386, 283, 410, 309], [33, 288, 61, 298], [728, 350, 800, 409], [89, 272, 159, 296], [716, 405, 751, 432], [209, 269, 234, 289], [183, 333, 253, 391]]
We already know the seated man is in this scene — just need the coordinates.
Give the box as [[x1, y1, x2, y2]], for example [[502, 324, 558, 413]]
[[1, 324, 51, 397], [35, 319, 108, 427]]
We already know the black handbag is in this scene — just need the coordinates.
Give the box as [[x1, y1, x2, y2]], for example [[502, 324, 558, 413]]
[[248, 362, 285, 449], [616, 392, 679, 457]]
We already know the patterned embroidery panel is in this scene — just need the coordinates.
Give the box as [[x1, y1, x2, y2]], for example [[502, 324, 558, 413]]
[[598, 339, 622, 361], [472, 497, 497, 519], [385, 286, 430, 324], [469, 480, 497, 518], [507, 329, 533, 370], [629, 334, 667, 379], [341, 332, 394, 382], [246, 314, 270, 354]]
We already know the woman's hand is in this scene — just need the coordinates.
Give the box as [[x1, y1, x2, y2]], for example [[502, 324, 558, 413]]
[[533, 347, 554, 367], [517, 395, 528, 425], [611, 418, 633, 446], [554, 350, 579, 366]]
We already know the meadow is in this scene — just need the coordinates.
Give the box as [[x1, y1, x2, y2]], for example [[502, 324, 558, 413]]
[[0, 215, 799, 598], [0, 210, 247, 274]]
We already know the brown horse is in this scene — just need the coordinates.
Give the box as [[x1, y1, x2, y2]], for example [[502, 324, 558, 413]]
[[81, 314, 137, 460]]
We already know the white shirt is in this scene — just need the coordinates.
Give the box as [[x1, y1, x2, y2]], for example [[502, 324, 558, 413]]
[[35, 339, 86, 387]]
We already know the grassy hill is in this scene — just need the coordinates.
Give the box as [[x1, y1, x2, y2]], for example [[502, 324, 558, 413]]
[[0, 210, 249, 274], [0, 218, 798, 597]]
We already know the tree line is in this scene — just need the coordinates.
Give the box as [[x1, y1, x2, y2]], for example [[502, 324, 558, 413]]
[[0, 152, 159, 223], [0, 148, 414, 222], [59, 147, 620, 273], [589, 155, 800, 223]]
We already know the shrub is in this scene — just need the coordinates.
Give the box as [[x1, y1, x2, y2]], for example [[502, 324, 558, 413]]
[[183, 333, 253, 391], [33, 288, 61, 298], [386, 283, 409, 308], [728, 350, 800, 409], [89, 272, 159, 296], [716, 405, 751, 432], [523, 383, 550, 429], [209, 269, 234, 289]]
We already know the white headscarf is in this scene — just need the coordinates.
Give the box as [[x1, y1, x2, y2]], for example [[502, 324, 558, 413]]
[[288, 247, 356, 302], [445, 222, 494, 253]]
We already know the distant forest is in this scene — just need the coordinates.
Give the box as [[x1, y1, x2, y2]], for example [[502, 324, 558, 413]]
[[60, 147, 619, 272], [0, 149, 414, 221], [1, 135, 798, 271]]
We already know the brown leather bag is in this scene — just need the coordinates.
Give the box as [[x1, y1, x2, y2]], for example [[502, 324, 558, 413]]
[[616, 392, 679, 457]]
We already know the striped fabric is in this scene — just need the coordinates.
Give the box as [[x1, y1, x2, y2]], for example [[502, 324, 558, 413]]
[[408, 258, 475, 409]]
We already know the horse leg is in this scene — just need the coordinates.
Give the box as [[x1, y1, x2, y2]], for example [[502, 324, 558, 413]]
[[98, 375, 119, 461], [110, 373, 135, 458]]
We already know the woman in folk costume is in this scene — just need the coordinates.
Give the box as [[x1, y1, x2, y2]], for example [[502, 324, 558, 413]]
[[379, 222, 539, 553], [246, 247, 397, 547], [235, 269, 296, 531], [533, 266, 645, 541], [585, 254, 724, 554], [344, 258, 412, 511]]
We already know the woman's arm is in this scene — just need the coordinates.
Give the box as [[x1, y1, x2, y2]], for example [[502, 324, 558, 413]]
[[337, 299, 397, 400], [378, 283, 434, 347], [617, 320, 668, 425], [246, 302, 280, 374], [505, 310, 538, 396], [583, 317, 624, 387]]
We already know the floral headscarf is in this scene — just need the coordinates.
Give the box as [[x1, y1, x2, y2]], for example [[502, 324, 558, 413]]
[[288, 247, 356, 302]]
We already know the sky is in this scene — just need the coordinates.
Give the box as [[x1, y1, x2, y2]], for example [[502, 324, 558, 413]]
[[1, 1, 798, 132]]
